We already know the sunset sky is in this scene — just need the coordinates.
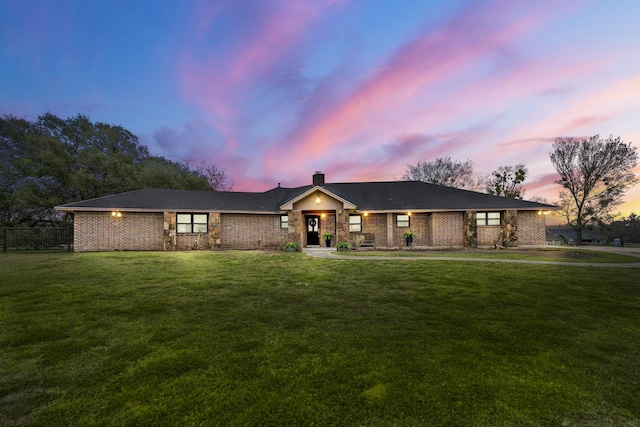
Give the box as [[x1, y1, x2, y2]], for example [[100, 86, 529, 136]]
[[1, 0, 639, 218]]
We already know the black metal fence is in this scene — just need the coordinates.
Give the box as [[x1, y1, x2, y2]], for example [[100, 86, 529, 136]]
[[1, 227, 73, 253]]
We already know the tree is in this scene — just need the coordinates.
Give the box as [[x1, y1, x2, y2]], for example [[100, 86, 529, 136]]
[[485, 164, 527, 199], [0, 113, 229, 226], [550, 134, 639, 245], [195, 161, 233, 191], [403, 157, 476, 189], [527, 195, 551, 204], [605, 213, 640, 244]]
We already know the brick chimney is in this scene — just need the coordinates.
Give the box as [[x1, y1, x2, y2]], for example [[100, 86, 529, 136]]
[[312, 171, 325, 186]]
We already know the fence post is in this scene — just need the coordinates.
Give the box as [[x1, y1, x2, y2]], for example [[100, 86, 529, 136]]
[[68, 227, 72, 253], [3, 228, 6, 253]]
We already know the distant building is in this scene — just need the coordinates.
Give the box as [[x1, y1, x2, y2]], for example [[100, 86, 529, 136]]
[[546, 227, 607, 246]]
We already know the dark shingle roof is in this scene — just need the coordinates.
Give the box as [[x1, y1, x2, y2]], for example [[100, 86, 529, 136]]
[[321, 181, 552, 211], [55, 181, 556, 213], [546, 228, 606, 241]]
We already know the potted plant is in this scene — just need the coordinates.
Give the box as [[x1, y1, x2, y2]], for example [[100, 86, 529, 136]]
[[335, 241, 351, 252], [323, 232, 334, 247], [403, 231, 415, 247], [283, 241, 299, 252]]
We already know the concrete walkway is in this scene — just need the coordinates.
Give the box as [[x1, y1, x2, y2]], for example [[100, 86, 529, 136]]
[[302, 246, 640, 268]]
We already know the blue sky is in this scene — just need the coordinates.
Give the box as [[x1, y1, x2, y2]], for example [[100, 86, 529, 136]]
[[1, 0, 639, 216]]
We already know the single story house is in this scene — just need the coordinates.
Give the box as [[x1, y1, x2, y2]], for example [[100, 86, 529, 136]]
[[55, 172, 557, 252], [545, 227, 607, 246]]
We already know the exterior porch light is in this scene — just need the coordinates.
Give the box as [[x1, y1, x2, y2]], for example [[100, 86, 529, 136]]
[[315, 193, 321, 204], [321, 213, 326, 218], [363, 211, 368, 216], [111, 211, 122, 217]]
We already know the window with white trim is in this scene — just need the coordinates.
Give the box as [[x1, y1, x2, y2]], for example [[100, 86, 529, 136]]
[[280, 215, 289, 229], [349, 215, 362, 232], [177, 213, 208, 233], [477, 212, 501, 226], [396, 214, 410, 228]]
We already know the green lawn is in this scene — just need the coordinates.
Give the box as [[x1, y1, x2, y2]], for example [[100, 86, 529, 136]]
[[1, 251, 639, 426], [339, 247, 640, 263]]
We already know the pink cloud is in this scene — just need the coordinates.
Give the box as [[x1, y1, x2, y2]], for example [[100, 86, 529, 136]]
[[162, 0, 640, 217], [524, 172, 560, 194], [177, 1, 335, 125], [262, 0, 578, 177]]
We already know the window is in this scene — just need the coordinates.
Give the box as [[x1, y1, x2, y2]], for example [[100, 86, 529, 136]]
[[349, 215, 362, 232], [477, 212, 501, 226], [280, 215, 289, 229], [177, 213, 208, 233], [397, 214, 410, 228]]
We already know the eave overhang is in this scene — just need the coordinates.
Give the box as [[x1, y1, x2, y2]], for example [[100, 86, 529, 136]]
[[279, 186, 357, 210]]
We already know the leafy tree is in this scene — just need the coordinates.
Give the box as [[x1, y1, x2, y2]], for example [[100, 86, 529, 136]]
[[140, 156, 211, 191], [485, 164, 527, 199], [403, 157, 476, 189], [605, 213, 640, 244], [550, 134, 639, 245], [0, 113, 230, 226]]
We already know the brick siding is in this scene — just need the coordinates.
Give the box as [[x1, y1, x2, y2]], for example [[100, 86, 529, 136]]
[[354, 213, 433, 247], [477, 226, 501, 247], [432, 212, 464, 247], [517, 211, 546, 245], [360, 213, 388, 246], [74, 211, 164, 252], [319, 214, 337, 246], [220, 213, 288, 249], [74, 208, 546, 251]]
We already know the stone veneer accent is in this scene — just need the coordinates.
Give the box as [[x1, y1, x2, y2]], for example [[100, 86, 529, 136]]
[[463, 211, 478, 248], [288, 211, 303, 248], [336, 210, 350, 244], [501, 210, 518, 247], [163, 212, 176, 250]]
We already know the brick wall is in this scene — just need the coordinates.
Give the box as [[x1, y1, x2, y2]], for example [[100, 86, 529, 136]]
[[517, 211, 546, 245], [406, 213, 431, 247], [220, 213, 288, 249], [477, 226, 501, 247], [319, 214, 337, 246], [74, 211, 164, 252], [353, 213, 432, 247], [360, 213, 388, 246], [432, 212, 464, 247], [74, 208, 546, 251]]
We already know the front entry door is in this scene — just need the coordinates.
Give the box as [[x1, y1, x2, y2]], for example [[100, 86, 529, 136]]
[[306, 216, 320, 246]]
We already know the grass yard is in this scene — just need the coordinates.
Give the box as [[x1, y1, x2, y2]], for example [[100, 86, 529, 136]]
[[340, 247, 640, 263], [1, 251, 639, 426]]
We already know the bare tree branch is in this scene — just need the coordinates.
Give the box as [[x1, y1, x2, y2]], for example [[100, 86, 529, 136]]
[[403, 157, 475, 189], [195, 161, 233, 191]]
